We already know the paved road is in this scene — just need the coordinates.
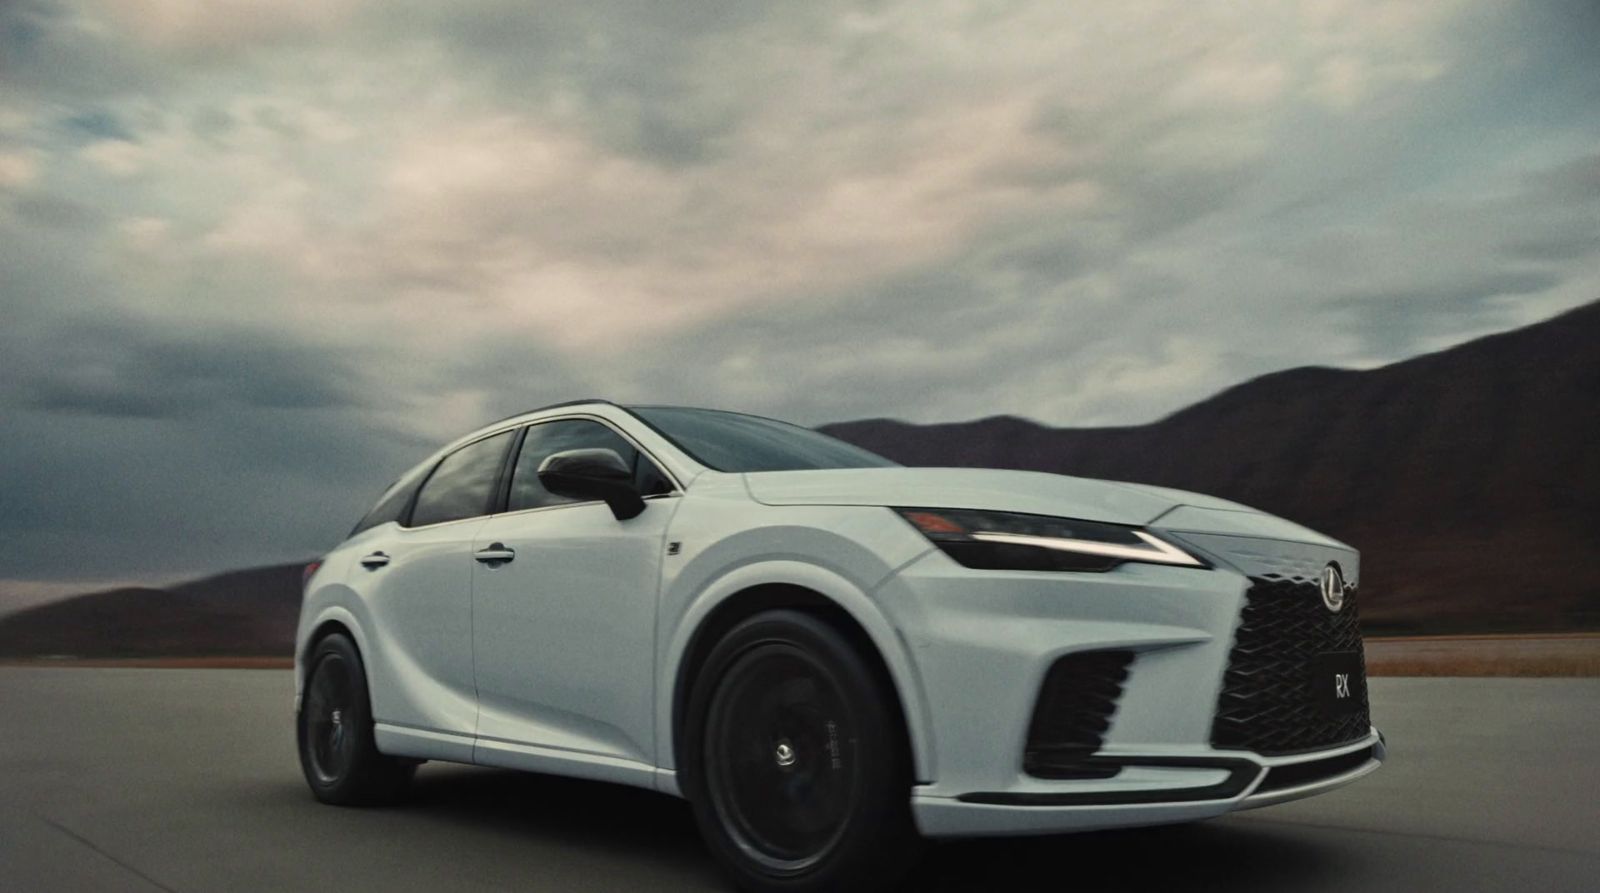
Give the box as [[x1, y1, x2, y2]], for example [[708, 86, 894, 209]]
[[1, 670, 1596, 892]]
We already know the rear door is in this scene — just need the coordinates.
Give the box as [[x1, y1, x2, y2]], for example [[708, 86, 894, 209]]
[[471, 417, 677, 770], [353, 429, 514, 747]]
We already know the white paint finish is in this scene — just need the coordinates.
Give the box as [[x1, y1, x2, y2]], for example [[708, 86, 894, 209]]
[[913, 731, 1385, 837], [878, 554, 1242, 795], [320, 518, 486, 736], [1236, 758, 1383, 810], [295, 401, 1382, 838], [651, 484, 937, 777], [470, 498, 677, 765], [1163, 527, 1361, 585], [744, 467, 1182, 524], [471, 736, 658, 792], [1155, 505, 1351, 552], [373, 723, 475, 764], [911, 795, 1236, 837]]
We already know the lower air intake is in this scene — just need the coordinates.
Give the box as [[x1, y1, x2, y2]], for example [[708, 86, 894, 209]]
[[1023, 650, 1134, 779]]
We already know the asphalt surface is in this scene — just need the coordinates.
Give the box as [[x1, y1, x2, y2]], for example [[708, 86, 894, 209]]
[[1, 670, 1596, 892]]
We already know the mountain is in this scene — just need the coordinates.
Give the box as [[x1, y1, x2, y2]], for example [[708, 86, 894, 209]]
[[0, 564, 305, 658], [2, 302, 1595, 657], [822, 300, 1600, 635]]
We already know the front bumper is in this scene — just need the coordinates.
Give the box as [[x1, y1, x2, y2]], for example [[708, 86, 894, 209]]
[[913, 732, 1384, 836], [875, 539, 1379, 837]]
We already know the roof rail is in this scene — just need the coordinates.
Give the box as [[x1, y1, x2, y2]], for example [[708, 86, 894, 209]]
[[487, 397, 620, 426]]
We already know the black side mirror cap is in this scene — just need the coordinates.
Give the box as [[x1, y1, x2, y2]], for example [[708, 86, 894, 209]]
[[537, 448, 646, 520]]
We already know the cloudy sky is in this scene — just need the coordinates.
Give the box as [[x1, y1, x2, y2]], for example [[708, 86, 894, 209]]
[[1, 0, 1597, 598]]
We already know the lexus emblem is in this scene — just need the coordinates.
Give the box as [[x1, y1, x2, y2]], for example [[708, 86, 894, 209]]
[[1320, 563, 1347, 613]]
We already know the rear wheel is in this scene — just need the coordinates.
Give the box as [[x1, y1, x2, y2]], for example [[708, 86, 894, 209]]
[[684, 610, 921, 891], [297, 632, 414, 805]]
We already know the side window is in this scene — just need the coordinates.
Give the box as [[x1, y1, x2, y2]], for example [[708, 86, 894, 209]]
[[508, 419, 672, 512], [408, 430, 514, 527], [350, 468, 425, 536]]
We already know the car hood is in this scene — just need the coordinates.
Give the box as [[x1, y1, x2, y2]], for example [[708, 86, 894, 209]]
[[742, 467, 1345, 548], [742, 468, 1239, 525]]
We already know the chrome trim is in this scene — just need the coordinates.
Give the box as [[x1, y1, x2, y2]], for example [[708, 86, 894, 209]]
[[1237, 756, 1381, 809]]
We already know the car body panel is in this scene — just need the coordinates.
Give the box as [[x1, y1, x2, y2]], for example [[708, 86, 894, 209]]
[[912, 732, 1384, 836], [877, 552, 1246, 797], [1153, 504, 1352, 552], [295, 400, 1382, 840], [334, 519, 484, 739], [745, 467, 1183, 524], [470, 496, 680, 765], [1160, 525, 1361, 583], [652, 472, 939, 788]]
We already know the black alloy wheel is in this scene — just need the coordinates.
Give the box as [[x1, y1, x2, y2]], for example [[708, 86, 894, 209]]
[[296, 632, 414, 805], [303, 651, 356, 784], [684, 610, 921, 891]]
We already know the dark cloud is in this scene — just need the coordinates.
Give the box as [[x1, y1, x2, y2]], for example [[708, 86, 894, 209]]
[[10, 323, 361, 418], [8, 194, 102, 230], [1, 0, 1598, 589], [0, 1, 167, 100], [0, 405, 431, 581], [62, 109, 134, 143], [384, 0, 789, 165], [1327, 272, 1564, 357]]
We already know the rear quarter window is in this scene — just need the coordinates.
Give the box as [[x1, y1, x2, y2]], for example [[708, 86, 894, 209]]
[[350, 468, 426, 536], [407, 430, 515, 527]]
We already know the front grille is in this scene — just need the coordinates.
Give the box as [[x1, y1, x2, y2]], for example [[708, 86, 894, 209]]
[[1210, 577, 1370, 755], [1024, 650, 1133, 779]]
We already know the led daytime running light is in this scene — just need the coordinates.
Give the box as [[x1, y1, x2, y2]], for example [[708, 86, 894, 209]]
[[968, 530, 1203, 566]]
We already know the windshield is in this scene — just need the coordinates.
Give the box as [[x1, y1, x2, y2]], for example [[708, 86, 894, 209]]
[[629, 406, 898, 473]]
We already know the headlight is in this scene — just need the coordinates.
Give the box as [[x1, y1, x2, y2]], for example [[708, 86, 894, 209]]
[[893, 507, 1207, 573]]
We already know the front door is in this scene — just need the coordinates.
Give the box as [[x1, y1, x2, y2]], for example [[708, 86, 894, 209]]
[[470, 418, 677, 768]]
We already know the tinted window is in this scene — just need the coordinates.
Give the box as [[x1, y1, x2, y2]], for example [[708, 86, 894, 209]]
[[350, 467, 427, 536], [408, 430, 514, 527], [509, 419, 672, 512], [630, 407, 897, 473]]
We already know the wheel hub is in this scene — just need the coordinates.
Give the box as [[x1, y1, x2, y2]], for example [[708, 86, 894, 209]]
[[774, 741, 796, 768]]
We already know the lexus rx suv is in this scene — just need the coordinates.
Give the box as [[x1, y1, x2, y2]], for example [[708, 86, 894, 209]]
[[296, 400, 1383, 891]]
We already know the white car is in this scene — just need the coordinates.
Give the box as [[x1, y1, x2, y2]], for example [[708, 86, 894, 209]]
[[296, 400, 1383, 891]]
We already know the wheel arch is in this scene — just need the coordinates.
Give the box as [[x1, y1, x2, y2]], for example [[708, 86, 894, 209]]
[[663, 563, 935, 791], [295, 605, 370, 709]]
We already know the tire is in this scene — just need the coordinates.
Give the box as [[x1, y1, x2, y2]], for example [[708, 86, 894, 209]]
[[682, 610, 922, 892], [297, 632, 414, 806]]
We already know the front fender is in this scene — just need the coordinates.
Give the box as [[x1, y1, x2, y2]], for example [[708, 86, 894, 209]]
[[655, 557, 937, 792]]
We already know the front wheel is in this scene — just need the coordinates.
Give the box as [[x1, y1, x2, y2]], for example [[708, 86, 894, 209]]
[[683, 610, 921, 892], [297, 632, 414, 805]]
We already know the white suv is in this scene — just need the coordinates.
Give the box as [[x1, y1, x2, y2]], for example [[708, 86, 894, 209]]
[[296, 400, 1384, 891]]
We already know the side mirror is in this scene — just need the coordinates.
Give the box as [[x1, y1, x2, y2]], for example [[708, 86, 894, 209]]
[[537, 448, 646, 520]]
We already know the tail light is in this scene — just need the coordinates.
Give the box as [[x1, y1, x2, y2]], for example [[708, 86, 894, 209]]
[[302, 560, 323, 590]]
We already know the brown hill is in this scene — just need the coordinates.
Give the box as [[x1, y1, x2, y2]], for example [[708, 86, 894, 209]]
[[822, 299, 1600, 635], [0, 564, 305, 658], [2, 302, 1594, 656]]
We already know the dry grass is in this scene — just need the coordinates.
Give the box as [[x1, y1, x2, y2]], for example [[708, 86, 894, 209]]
[[1365, 634, 1600, 677]]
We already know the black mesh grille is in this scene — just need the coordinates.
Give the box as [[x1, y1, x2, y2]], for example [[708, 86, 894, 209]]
[[1211, 577, 1370, 755], [1024, 650, 1134, 779]]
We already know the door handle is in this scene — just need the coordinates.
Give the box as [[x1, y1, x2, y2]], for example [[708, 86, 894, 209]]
[[360, 551, 390, 569], [475, 543, 515, 564]]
